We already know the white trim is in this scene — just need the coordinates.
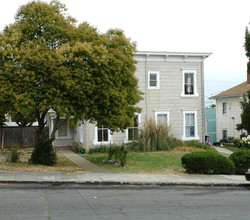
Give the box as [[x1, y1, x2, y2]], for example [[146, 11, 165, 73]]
[[93, 125, 112, 145], [55, 119, 71, 140], [181, 70, 199, 97], [154, 111, 170, 126], [148, 71, 160, 90], [182, 110, 199, 141], [124, 113, 141, 143]]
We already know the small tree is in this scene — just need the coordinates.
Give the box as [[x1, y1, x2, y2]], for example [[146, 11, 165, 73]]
[[236, 90, 250, 134]]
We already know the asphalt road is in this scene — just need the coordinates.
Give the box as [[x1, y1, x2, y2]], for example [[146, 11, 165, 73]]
[[0, 184, 250, 220]]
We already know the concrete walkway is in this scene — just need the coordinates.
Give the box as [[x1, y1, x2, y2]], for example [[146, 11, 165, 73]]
[[213, 146, 233, 155], [59, 150, 113, 174]]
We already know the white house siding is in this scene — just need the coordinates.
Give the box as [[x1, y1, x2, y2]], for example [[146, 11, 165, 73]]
[[50, 51, 211, 149], [216, 97, 242, 141]]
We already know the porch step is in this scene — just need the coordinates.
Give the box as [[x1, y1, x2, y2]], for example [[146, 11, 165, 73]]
[[54, 146, 70, 150]]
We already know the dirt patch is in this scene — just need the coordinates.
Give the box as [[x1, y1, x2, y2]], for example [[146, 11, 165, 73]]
[[0, 149, 87, 173]]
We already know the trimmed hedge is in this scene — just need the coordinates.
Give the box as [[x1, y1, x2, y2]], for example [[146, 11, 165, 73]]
[[181, 151, 235, 174], [229, 150, 250, 174]]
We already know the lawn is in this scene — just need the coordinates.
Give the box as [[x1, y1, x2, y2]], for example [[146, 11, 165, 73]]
[[84, 151, 190, 174], [0, 149, 87, 173]]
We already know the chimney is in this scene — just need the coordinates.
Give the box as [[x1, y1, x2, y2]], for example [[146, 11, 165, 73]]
[[248, 61, 250, 84]]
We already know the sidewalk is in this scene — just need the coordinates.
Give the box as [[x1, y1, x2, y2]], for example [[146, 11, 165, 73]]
[[0, 171, 248, 186]]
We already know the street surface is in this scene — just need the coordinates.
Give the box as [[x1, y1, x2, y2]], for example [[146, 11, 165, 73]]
[[0, 184, 250, 220]]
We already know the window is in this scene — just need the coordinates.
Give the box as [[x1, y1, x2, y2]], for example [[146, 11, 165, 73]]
[[222, 102, 227, 115], [124, 113, 141, 143], [94, 125, 112, 145], [97, 126, 109, 142], [182, 111, 199, 140], [148, 71, 160, 89], [128, 115, 139, 141], [55, 119, 71, 139], [181, 70, 198, 97], [155, 111, 170, 126], [222, 129, 228, 140]]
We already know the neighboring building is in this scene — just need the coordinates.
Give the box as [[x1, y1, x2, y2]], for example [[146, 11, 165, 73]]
[[210, 72, 250, 141], [205, 107, 216, 143], [49, 51, 212, 150]]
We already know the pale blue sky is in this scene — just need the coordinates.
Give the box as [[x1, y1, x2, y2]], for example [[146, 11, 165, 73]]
[[1, 0, 249, 106]]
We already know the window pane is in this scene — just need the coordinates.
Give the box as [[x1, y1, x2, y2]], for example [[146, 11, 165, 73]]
[[157, 114, 168, 125], [184, 73, 194, 95], [149, 73, 157, 87], [185, 114, 195, 137], [98, 126, 109, 142], [58, 120, 67, 137]]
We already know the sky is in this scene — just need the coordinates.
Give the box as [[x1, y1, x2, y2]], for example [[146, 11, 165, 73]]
[[0, 0, 249, 106]]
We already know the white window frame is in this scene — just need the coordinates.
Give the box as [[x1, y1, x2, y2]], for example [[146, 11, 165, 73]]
[[124, 113, 141, 143], [94, 125, 112, 145], [148, 71, 160, 90], [222, 102, 227, 115], [55, 119, 71, 139], [181, 70, 198, 97], [182, 110, 199, 141], [154, 111, 170, 126]]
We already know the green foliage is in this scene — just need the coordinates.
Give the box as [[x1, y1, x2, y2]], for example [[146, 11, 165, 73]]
[[233, 138, 242, 148], [183, 140, 214, 151], [6, 149, 21, 163], [236, 91, 250, 134], [70, 142, 84, 154], [229, 150, 250, 174], [107, 145, 128, 167], [181, 151, 235, 174], [88, 146, 108, 154], [245, 26, 250, 60], [0, 0, 142, 143], [30, 136, 57, 166], [127, 118, 179, 152]]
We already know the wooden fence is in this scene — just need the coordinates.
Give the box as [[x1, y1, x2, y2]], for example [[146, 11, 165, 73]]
[[0, 126, 49, 149]]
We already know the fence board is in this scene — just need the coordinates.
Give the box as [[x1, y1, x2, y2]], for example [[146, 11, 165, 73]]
[[0, 127, 49, 148]]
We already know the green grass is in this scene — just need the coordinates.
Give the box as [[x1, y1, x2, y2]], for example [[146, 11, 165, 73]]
[[84, 151, 187, 174]]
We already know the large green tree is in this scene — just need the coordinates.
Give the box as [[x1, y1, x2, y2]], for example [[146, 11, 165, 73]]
[[0, 0, 142, 142]]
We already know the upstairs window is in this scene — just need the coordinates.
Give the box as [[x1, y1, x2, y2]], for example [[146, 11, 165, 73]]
[[222, 102, 227, 115], [148, 71, 160, 89], [181, 70, 198, 97]]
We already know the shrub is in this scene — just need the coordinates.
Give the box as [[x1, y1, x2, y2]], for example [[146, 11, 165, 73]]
[[30, 136, 57, 166], [229, 150, 250, 174], [70, 142, 84, 154], [88, 146, 108, 154], [233, 138, 242, 148], [241, 135, 250, 149], [107, 145, 128, 167], [181, 151, 235, 174], [6, 149, 21, 163], [128, 118, 179, 152], [117, 145, 128, 167]]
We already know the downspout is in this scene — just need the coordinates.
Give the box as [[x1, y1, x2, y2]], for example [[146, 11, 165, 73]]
[[201, 59, 205, 143], [145, 54, 148, 121]]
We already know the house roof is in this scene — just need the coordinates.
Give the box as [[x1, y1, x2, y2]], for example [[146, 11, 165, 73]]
[[210, 81, 250, 99]]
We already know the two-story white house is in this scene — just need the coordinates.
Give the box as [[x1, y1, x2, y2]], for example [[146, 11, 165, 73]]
[[210, 71, 250, 141], [49, 51, 212, 150]]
